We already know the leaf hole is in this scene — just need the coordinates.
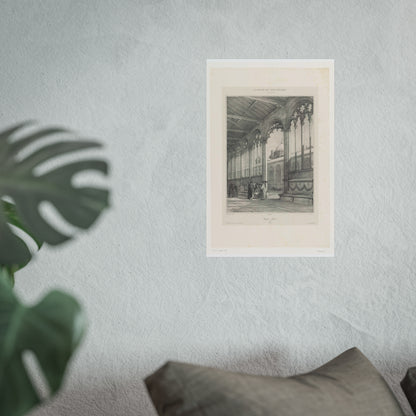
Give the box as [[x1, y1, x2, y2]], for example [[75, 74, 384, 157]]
[[15, 133, 72, 162], [34, 149, 106, 177], [8, 224, 40, 255], [39, 201, 79, 238], [72, 169, 108, 188], [23, 350, 51, 400]]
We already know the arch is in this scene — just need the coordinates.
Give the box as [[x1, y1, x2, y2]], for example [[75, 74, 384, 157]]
[[285, 97, 313, 120], [249, 128, 262, 143], [267, 127, 284, 160], [288, 98, 314, 173], [266, 119, 284, 137], [247, 129, 262, 178], [262, 118, 284, 140]]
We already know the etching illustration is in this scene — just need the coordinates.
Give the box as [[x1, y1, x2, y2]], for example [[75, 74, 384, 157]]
[[207, 60, 333, 256], [227, 96, 314, 214]]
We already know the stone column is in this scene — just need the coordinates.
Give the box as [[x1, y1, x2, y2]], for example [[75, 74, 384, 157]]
[[283, 128, 290, 193], [261, 137, 267, 182], [232, 153, 236, 179], [308, 113, 312, 168], [248, 145, 252, 178], [300, 118, 304, 171], [261, 136, 268, 198], [294, 121, 297, 171]]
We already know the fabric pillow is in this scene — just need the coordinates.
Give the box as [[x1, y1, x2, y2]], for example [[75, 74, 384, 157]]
[[145, 347, 404, 416], [401, 367, 416, 414]]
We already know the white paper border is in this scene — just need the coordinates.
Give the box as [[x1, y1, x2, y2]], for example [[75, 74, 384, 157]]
[[207, 60, 334, 257]]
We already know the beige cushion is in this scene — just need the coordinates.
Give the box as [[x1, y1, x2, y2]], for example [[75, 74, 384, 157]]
[[145, 348, 404, 415]]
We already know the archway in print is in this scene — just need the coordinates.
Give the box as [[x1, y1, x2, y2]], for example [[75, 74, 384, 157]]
[[265, 120, 285, 197], [226, 95, 314, 212]]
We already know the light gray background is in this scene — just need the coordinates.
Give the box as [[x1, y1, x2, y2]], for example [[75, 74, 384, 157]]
[[1, 0, 415, 415]]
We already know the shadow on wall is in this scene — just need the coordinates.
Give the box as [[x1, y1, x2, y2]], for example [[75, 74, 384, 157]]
[[27, 347, 292, 416], [28, 377, 155, 416], [28, 346, 414, 416]]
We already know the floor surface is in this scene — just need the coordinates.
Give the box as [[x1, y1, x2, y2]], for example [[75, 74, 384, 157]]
[[227, 197, 314, 213]]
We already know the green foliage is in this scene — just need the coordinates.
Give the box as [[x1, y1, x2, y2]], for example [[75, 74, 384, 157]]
[[0, 122, 109, 269], [0, 122, 110, 415], [0, 269, 86, 416]]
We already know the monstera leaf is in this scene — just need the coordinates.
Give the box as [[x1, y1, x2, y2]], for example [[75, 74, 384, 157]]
[[0, 122, 109, 269], [1, 200, 43, 283], [0, 273, 86, 416]]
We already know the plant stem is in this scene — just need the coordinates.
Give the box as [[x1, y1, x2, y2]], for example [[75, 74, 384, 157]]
[[0, 266, 15, 288]]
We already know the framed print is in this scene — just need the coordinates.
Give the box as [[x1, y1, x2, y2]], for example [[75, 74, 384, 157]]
[[207, 60, 334, 257]]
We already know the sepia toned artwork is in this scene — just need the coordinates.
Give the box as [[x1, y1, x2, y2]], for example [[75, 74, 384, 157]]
[[226, 95, 314, 214], [207, 60, 334, 257]]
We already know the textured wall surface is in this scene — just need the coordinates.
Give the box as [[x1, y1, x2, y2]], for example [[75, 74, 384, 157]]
[[1, 0, 416, 415]]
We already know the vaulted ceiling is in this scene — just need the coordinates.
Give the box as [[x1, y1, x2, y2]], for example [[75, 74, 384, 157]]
[[227, 96, 312, 152], [227, 97, 288, 149]]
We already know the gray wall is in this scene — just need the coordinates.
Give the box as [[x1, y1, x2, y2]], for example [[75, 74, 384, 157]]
[[1, 0, 415, 414]]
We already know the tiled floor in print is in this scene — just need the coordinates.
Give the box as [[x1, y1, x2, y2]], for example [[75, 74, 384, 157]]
[[227, 197, 313, 213]]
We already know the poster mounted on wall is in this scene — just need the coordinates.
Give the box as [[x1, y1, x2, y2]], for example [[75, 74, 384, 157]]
[[207, 60, 334, 257]]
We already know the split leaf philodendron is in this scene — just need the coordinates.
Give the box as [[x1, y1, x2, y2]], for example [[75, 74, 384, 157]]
[[0, 122, 110, 416], [0, 273, 86, 416]]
